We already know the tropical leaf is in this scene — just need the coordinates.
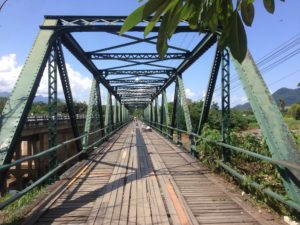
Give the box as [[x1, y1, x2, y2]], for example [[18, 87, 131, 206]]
[[241, 1, 254, 26], [120, 0, 164, 34], [157, 13, 170, 58], [263, 0, 275, 14], [227, 10, 247, 63]]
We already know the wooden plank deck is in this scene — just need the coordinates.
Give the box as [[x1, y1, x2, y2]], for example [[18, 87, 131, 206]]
[[26, 122, 284, 225]]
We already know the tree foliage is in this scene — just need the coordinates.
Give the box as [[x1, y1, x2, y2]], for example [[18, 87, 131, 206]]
[[287, 103, 300, 120], [0, 97, 7, 114], [121, 0, 284, 63]]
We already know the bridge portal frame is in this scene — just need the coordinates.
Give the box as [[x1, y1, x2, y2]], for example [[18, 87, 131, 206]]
[[0, 15, 298, 208]]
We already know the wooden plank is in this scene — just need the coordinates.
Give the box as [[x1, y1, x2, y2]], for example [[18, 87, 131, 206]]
[[88, 125, 133, 225]]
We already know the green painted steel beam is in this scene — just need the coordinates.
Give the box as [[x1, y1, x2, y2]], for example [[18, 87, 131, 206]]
[[0, 19, 58, 166], [232, 50, 300, 204], [221, 48, 231, 161], [162, 90, 170, 127], [47, 45, 58, 181], [95, 81, 105, 137], [56, 41, 82, 152], [82, 79, 97, 151], [197, 47, 222, 134], [177, 74, 192, 133]]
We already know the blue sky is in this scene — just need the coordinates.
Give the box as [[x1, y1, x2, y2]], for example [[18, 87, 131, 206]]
[[0, 0, 299, 106]]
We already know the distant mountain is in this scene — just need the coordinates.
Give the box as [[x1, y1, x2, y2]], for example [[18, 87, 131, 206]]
[[34, 95, 48, 103], [234, 87, 300, 111], [0, 92, 10, 97], [0, 92, 48, 103]]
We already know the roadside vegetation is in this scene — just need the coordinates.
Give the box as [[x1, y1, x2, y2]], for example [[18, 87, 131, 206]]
[[0, 186, 48, 225], [167, 99, 300, 219]]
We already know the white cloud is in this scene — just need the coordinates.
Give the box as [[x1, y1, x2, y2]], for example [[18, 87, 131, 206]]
[[185, 88, 195, 99], [0, 54, 22, 92], [0, 54, 92, 102], [231, 95, 248, 106], [166, 91, 174, 102], [65, 64, 92, 102]]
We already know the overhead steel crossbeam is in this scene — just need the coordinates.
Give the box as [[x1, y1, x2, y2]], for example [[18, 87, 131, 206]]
[[60, 34, 120, 101], [108, 75, 168, 80], [89, 53, 188, 60], [103, 70, 173, 76], [36, 15, 216, 109], [117, 86, 157, 90], [109, 79, 166, 84], [42, 16, 196, 33], [152, 33, 217, 100], [118, 90, 154, 95], [105, 57, 176, 70]]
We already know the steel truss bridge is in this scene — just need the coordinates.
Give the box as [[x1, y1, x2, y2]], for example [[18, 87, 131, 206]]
[[0, 16, 299, 223]]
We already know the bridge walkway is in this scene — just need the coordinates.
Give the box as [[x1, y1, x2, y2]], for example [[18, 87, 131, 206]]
[[25, 122, 283, 225]]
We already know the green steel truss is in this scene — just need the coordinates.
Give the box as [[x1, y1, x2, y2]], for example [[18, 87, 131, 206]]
[[47, 44, 58, 178], [221, 49, 231, 161], [0, 15, 299, 207], [232, 51, 300, 204]]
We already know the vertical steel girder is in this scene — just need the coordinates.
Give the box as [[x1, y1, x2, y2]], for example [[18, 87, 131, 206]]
[[95, 83, 105, 137], [197, 47, 222, 135], [160, 90, 170, 131], [47, 45, 58, 179], [177, 74, 192, 133], [154, 97, 158, 123], [171, 81, 179, 137], [221, 49, 231, 161], [150, 101, 154, 122], [233, 50, 300, 204], [105, 92, 113, 134], [56, 41, 82, 152], [122, 104, 125, 123], [83, 79, 104, 150], [0, 19, 58, 167], [119, 102, 124, 123], [82, 79, 97, 150], [114, 98, 118, 125]]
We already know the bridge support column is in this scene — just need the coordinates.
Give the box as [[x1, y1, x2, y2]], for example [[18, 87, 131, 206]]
[[233, 50, 300, 205], [47, 44, 58, 183], [171, 79, 179, 142], [113, 97, 117, 128], [150, 101, 154, 124], [56, 40, 82, 153], [105, 92, 113, 135], [160, 90, 170, 135], [197, 47, 222, 135], [177, 74, 194, 155], [221, 48, 231, 162], [154, 97, 158, 126], [83, 78, 104, 153]]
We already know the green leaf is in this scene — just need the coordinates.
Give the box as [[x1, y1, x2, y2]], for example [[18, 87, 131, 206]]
[[144, 0, 176, 37], [120, 4, 146, 34], [120, 0, 164, 34], [165, 1, 182, 38], [241, 1, 254, 26], [298, 82, 300, 87], [227, 10, 247, 63], [157, 13, 170, 58], [263, 0, 275, 14]]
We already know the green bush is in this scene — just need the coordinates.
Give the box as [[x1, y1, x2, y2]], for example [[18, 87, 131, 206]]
[[287, 103, 300, 120]]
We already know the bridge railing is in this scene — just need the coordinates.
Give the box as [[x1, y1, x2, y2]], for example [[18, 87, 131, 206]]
[[144, 120, 300, 212], [0, 120, 129, 210], [24, 115, 86, 128]]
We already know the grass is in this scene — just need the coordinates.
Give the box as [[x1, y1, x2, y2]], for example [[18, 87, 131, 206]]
[[0, 186, 48, 225], [284, 117, 300, 149], [285, 117, 300, 130]]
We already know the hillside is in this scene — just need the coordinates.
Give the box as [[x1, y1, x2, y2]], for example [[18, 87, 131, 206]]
[[234, 87, 300, 111], [0, 92, 48, 103]]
